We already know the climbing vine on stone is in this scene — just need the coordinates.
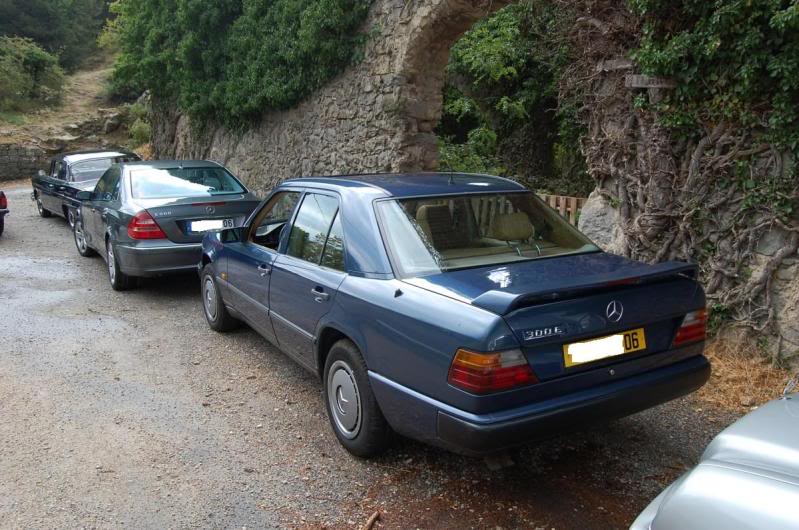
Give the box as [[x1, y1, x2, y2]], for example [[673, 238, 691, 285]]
[[560, 0, 798, 358]]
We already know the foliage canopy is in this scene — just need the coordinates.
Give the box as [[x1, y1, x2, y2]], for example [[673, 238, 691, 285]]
[[0, 36, 64, 113], [0, 0, 107, 69], [109, 0, 373, 126]]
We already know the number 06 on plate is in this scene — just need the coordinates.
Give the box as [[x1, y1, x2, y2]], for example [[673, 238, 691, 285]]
[[563, 328, 647, 368]]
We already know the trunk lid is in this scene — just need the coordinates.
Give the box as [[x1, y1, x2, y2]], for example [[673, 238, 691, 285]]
[[135, 194, 260, 243], [403, 252, 704, 381]]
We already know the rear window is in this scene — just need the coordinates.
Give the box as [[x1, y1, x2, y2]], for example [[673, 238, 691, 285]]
[[130, 167, 246, 199], [71, 157, 136, 182]]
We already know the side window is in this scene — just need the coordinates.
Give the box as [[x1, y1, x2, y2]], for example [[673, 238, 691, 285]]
[[320, 213, 345, 271], [286, 193, 338, 264], [250, 191, 301, 250], [94, 167, 121, 200]]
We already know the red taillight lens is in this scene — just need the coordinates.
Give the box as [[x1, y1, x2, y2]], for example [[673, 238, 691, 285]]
[[448, 349, 537, 394], [127, 210, 166, 240], [0, 192, 7, 209], [673, 308, 707, 347]]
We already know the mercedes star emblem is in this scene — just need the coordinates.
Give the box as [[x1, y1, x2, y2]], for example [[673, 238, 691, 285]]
[[606, 300, 624, 322], [205, 206, 215, 215]]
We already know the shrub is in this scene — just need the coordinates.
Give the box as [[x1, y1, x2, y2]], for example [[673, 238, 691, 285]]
[[128, 118, 151, 147], [109, 0, 373, 126], [0, 36, 64, 112]]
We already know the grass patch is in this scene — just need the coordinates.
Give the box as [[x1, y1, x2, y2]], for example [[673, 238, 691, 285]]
[[0, 111, 25, 125], [697, 333, 793, 412]]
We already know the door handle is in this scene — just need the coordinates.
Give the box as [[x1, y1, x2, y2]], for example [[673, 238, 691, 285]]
[[257, 263, 271, 277], [311, 287, 329, 302]]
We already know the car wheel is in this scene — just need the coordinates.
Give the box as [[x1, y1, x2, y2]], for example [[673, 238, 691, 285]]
[[201, 265, 239, 332], [0, 216, 4, 237], [36, 197, 52, 218], [323, 339, 391, 457], [106, 240, 134, 291], [73, 220, 96, 257], [67, 208, 76, 229]]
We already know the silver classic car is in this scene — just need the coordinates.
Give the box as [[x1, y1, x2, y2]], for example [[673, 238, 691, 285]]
[[631, 383, 799, 530]]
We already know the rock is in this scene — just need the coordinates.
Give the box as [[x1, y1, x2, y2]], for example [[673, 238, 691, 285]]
[[577, 190, 624, 254], [103, 116, 121, 134], [740, 395, 754, 407]]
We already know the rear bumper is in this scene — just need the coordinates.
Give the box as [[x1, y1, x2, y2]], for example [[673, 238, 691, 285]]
[[369, 353, 710, 456], [115, 241, 203, 277]]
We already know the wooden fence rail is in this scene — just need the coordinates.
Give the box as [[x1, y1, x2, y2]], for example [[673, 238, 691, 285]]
[[537, 194, 587, 226]]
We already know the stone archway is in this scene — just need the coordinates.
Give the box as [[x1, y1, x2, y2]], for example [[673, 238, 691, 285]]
[[151, 0, 512, 193]]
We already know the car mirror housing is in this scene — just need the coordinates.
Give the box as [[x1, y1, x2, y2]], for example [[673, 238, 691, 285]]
[[75, 191, 93, 201]]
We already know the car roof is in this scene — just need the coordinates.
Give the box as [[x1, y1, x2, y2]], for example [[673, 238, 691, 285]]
[[280, 172, 526, 198], [59, 149, 139, 164], [120, 160, 224, 169]]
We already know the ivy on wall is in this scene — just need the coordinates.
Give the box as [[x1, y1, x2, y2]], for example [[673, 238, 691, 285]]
[[109, 0, 373, 126]]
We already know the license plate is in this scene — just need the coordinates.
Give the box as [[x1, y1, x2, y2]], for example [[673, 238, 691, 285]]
[[563, 328, 647, 368], [190, 219, 234, 232]]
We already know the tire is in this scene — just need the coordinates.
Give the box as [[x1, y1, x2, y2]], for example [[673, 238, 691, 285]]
[[73, 219, 96, 257], [36, 196, 52, 218], [323, 339, 391, 457], [0, 216, 4, 237], [106, 240, 135, 291], [201, 265, 239, 332]]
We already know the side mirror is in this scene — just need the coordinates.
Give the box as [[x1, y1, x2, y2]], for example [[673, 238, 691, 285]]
[[76, 191, 93, 201], [220, 226, 243, 243], [37, 169, 46, 178]]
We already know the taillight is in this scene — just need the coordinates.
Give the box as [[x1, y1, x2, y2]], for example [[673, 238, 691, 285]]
[[673, 308, 707, 347], [127, 210, 166, 240], [0, 191, 6, 209], [448, 348, 537, 394]]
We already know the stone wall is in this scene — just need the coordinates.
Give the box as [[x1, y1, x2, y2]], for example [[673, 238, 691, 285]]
[[0, 144, 49, 182], [151, 0, 510, 195]]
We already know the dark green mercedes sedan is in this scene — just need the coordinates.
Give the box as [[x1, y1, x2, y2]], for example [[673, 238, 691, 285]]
[[73, 160, 260, 291]]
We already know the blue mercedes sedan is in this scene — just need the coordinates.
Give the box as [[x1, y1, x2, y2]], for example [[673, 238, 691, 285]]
[[199, 173, 710, 457]]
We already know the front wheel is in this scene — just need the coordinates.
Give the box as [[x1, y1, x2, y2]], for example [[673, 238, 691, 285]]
[[66, 208, 77, 229], [36, 197, 52, 218], [323, 339, 391, 457], [106, 240, 134, 291], [73, 220, 96, 257], [201, 265, 239, 332]]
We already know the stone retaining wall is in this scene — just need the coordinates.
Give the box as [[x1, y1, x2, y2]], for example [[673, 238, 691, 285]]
[[0, 144, 48, 182]]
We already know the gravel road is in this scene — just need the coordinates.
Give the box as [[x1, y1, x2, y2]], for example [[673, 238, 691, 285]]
[[0, 184, 739, 529]]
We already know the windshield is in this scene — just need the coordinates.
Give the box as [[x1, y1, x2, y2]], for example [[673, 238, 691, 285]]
[[376, 192, 599, 277], [130, 167, 246, 199], [70, 158, 115, 182]]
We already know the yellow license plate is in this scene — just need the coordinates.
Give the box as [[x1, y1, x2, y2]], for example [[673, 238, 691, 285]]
[[563, 328, 647, 368]]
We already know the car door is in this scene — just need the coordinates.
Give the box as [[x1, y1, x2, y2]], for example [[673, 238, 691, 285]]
[[269, 191, 347, 368], [84, 167, 121, 249], [224, 190, 302, 344], [42, 160, 66, 212]]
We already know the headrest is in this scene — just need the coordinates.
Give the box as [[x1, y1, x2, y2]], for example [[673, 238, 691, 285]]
[[416, 203, 451, 223], [490, 212, 534, 241]]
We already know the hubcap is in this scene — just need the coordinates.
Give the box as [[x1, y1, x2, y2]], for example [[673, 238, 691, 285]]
[[327, 360, 362, 439], [203, 277, 218, 320], [107, 245, 116, 284], [74, 224, 86, 252], [68, 210, 75, 228], [36, 199, 43, 214]]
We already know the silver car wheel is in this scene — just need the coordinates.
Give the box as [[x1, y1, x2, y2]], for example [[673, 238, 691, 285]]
[[107, 244, 116, 285], [326, 360, 362, 439], [67, 209, 76, 228], [74, 223, 87, 252], [36, 199, 43, 215], [203, 277, 218, 321]]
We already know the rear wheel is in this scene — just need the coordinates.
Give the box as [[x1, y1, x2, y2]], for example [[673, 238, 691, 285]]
[[36, 197, 51, 218], [73, 219, 96, 257], [323, 339, 391, 457], [201, 265, 239, 332], [0, 216, 4, 237], [106, 240, 134, 291]]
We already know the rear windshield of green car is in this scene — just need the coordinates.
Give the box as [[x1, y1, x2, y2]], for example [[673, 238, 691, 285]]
[[130, 167, 246, 199]]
